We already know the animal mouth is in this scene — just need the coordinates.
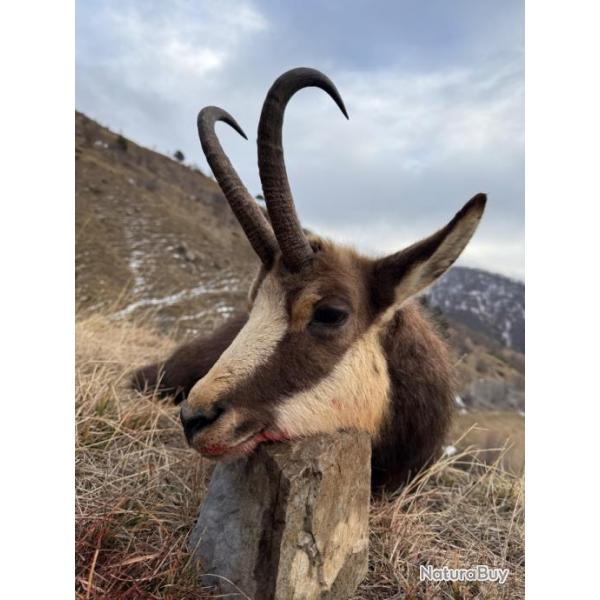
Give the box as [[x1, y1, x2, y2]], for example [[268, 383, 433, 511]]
[[198, 429, 291, 459]]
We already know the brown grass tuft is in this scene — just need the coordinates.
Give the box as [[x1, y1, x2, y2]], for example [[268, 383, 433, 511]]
[[76, 315, 213, 598], [76, 315, 524, 599], [359, 451, 524, 599]]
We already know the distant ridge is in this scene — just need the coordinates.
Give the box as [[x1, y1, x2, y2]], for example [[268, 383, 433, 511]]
[[428, 266, 525, 352]]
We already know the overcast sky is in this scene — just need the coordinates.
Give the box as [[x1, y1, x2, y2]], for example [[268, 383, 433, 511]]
[[76, 0, 524, 280]]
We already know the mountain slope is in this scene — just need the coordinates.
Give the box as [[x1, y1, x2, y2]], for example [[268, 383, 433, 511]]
[[428, 266, 525, 352], [76, 111, 259, 336]]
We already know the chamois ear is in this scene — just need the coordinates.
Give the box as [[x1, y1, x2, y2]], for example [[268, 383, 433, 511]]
[[372, 194, 486, 312]]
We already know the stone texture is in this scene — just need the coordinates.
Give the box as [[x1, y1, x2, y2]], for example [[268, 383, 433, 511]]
[[188, 431, 371, 600]]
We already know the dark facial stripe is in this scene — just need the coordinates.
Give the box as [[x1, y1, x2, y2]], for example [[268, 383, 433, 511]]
[[216, 326, 351, 419]]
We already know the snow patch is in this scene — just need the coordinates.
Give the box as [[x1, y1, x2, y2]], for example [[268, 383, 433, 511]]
[[443, 445, 457, 458]]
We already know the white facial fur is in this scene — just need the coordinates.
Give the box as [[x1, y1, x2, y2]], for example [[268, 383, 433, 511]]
[[186, 272, 288, 411], [274, 325, 391, 440]]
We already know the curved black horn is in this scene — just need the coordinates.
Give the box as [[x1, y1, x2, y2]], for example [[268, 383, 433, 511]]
[[257, 68, 349, 272], [198, 106, 278, 267]]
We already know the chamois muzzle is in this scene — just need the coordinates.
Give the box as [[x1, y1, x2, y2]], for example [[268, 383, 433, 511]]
[[180, 402, 225, 443]]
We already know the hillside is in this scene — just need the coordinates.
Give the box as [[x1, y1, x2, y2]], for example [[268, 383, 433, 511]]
[[76, 111, 258, 337], [75, 112, 524, 409]]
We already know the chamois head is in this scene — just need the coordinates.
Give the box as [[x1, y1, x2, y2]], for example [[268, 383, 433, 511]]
[[180, 68, 486, 459]]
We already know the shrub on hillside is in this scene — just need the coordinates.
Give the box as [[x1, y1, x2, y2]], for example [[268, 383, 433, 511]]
[[115, 134, 128, 153]]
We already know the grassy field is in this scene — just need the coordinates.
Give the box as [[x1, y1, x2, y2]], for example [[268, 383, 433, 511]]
[[76, 314, 524, 599], [450, 411, 524, 476]]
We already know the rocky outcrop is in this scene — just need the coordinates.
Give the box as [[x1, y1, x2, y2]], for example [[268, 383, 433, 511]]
[[189, 431, 371, 599]]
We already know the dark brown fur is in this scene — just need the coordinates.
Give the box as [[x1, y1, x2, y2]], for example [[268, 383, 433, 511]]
[[372, 303, 454, 491]]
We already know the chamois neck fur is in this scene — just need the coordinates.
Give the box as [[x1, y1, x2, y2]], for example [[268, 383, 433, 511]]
[[372, 301, 454, 490]]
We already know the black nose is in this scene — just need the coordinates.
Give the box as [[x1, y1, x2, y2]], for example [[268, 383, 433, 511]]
[[180, 403, 225, 443]]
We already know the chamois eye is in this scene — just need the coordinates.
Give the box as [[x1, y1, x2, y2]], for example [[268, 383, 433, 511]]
[[311, 305, 349, 327]]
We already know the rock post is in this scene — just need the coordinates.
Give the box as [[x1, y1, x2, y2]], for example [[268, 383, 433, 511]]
[[188, 431, 371, 599]]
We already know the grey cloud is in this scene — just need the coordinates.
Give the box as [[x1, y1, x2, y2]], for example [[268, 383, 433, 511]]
[[76, 0, 524, 278]]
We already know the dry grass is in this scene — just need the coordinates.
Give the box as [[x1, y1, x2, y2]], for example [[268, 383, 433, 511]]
[[358, 455, 524, 599], [76, 314, 213, 598], [449, 411, 525, 476], [76, 315, 524, 599]]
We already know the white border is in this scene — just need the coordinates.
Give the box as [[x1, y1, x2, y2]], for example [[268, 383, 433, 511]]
[[527, 1, 600, 597], [1, 1, 74, 596]]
